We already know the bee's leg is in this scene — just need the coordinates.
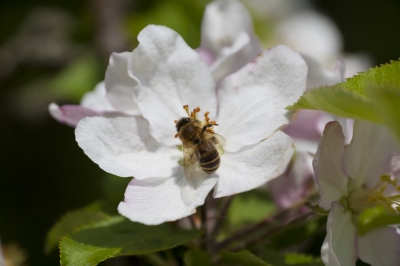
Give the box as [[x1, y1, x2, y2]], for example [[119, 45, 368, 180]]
[[201, 124, 213, 135]]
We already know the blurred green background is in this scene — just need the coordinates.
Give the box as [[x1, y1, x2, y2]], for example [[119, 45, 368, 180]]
[[0, 0, 399, 265]]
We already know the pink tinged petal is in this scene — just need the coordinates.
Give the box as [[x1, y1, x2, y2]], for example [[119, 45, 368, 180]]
[[118, 172, 218, 225], [80, 82, 115, 111], [49, 103, 102, 127], [217, 45, 307, 152], [343, 121, 398, 189], [210, 32, 262, 83], [269, 152, 314, 210], [104, 52, 141, 115], [128, 25, 217, 147], [334, 58, 346, 83], [313, 121, 348, 210], [321, 202, 357, 266], [283, 109, 333, 141], [196, 47, 216, 67], [390, 153, 400, 177], [357, 227, 400, 266], [200, 0, 254, 56], [75, 116, 180, 179], [213, 130, 294, 198]]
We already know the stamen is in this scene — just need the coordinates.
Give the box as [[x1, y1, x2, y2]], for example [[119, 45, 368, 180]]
[[175, 133, 179, 138], [174, 120, 178, 124], [183, 105, 190, 116], [348, 175, 400, 214]]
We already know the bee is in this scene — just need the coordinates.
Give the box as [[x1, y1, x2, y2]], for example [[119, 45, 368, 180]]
[[175, 105, 226, 181]]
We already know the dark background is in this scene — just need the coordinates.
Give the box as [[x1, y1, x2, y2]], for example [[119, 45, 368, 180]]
[[0, 0, 399, 265]]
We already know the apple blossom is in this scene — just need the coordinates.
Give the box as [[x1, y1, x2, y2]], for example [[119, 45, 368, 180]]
[[197, 0, 262, 83], [75, 25, 307, 225], [315, 121, 400, 266]]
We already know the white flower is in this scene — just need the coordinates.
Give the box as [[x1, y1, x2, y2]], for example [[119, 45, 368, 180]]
[[75, 25, 307, 225], [314, 120, 400, 266], [197, 0, 262, 83], [49, 0, 261, 127]]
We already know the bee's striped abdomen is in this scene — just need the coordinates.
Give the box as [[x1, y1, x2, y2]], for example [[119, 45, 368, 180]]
[[198, 141, 220, 174]]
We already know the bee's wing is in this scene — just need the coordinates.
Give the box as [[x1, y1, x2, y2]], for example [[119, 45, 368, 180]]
[[206, 132, 227, 147], [183, 144, 200, 182]]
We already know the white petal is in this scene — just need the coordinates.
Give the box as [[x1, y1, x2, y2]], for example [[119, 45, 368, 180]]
[[75, 116, 180, 178], [128, 25, 217, 147], [49, 103, 101, 127], [276, 10, 342, 67], [213, 130, 294, 198], [104, 52, 141, 115], [217, 45, 307, 152], [314, 121, 348, 210], [118, 171, 217, 225], [301, 54, 338, 89], [80, 82, 115, 111], [357, 227, 400, 266], [210, 32, 262, 83], [321, 202, 357, 266], [200, 0, 254, 55], [343, 121, 398, 189], [341, 53, 373, 78]]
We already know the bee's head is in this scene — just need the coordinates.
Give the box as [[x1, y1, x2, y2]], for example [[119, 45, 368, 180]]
[[176, 117, 192, 132]]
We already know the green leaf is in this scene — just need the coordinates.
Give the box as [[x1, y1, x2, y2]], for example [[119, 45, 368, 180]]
[[368, 86, 400, 142], [287, 87, 379, 122], [287, 60, 400, 122], [339, 60, 400, 95], [357, 205, 400, 235], [220, 250, 272, 266], [257, 249, 323, 266], [45, 208, 115, 254], [60, 219, 202, 266], [184, 249, 212, 266]]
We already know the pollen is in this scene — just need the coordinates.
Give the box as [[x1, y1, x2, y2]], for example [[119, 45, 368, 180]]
[[179, 104, 219, 131]]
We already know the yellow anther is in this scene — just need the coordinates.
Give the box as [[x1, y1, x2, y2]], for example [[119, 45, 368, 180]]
[[195, 107, 201, 112], [380, 174, 391, 182]]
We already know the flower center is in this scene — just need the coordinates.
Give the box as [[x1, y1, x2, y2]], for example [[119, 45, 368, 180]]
[[174, 104, 218, 139], [346, 175, 400, 214]]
